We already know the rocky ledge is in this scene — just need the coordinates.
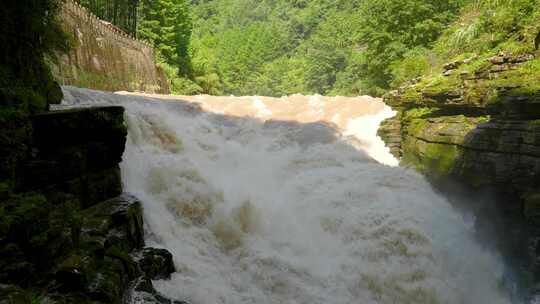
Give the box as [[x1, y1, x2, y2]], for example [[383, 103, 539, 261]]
[[0, 107, 179, 303], [378, 52, 540, 294]]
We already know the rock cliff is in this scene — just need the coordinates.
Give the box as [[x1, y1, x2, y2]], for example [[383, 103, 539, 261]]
[[379, 52, 540, 292], [0, 107, 178, 304]]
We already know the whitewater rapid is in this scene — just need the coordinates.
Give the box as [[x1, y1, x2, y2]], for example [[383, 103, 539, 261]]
[[62, 86, 511, 304]]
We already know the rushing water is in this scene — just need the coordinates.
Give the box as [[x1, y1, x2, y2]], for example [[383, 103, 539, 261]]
[[62, 86, 512, 304]]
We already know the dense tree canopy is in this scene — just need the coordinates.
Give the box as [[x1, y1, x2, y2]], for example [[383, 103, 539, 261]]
[[189, 0, 466, 96], [77, 0, 140, 35], [353, 0, 465, 94], [138, 0, 192, 75], [75, 0, 540, 96]]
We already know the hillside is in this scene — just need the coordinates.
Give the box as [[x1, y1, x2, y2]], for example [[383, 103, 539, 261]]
[[189, 0, 465, 96], [394, 0, 540, 91], [377, 0, 540, 294]]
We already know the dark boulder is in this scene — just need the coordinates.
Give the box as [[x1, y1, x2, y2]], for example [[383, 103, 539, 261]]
[[127, 277, 189, 304], [136, 248, 175, 280]]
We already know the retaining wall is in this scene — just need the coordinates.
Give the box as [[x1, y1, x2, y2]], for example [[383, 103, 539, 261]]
[[51, 0, 170, 93]]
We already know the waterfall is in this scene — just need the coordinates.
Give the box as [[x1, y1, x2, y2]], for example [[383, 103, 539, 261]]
[[62, 86, 512, 304]]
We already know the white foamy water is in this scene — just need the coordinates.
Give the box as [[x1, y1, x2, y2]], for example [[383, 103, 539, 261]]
[[62, 86, 512, 304]]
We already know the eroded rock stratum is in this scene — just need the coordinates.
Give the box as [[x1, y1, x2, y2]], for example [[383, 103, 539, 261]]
[[379, 52, 540, 289], [0, 107, 177, 304]]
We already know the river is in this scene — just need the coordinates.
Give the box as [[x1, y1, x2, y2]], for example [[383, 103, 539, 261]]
[[62, 86, 512, 304]]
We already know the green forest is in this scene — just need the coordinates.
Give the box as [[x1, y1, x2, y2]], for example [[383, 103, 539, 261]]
[[76, 0, 540, 97]]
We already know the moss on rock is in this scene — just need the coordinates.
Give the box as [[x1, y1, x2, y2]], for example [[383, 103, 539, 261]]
[[380, 51, 540, 297]]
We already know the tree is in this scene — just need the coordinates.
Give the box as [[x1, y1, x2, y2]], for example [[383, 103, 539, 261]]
[[138, 0, 193, 76], [355, 0, 465, 92], [303, 10, 362, 94], [78, 0, 140, 35]]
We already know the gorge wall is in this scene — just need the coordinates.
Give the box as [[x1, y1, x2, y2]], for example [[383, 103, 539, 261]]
[[0, 106, 180, 303], [379, 52, 540, 293], [50, 0, 170, 94]]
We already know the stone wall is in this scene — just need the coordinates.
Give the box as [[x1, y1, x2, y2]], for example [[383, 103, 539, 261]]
[[51, 0, 170, 94]]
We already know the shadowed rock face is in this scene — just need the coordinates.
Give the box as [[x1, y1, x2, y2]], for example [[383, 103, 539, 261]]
[[0, 107, 178, 304], [18, 107, 126, 207], [378, 53, 540, 296]]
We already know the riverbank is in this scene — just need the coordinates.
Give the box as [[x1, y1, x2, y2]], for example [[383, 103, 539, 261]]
[[379, 52, 540, 298], [0, 106, 181, 303]]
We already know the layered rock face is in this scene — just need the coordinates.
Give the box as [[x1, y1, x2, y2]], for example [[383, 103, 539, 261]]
[[379, 53, 540, 289], [0, 107, 177, 303]]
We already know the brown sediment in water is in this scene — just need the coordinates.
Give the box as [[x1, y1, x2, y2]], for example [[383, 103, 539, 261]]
[[118, 92, 385, 133]]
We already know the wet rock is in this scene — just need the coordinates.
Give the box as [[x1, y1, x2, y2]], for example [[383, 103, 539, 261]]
[[81, 194, 145, 253], [31, 106, 126, 154], [45, 195, 179, 303], [490, 64, 507, 73], [55, 254, 90, 291], [128, 277, 189, 304], [17, 107, 126, 208], [443, 60, 464, 71], [379, 51, 540, 296], [377, 116, 402, 158], [490, 55, 506, 65], [136, 248, 175, 280], [0, 99, 183, 303], [443, 69, 454, 76]]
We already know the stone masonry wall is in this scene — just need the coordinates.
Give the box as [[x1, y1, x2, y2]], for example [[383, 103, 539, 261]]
[[51, 0, 170, 94]]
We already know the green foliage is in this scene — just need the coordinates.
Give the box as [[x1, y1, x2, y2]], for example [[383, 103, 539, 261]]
[[195, 73, 222, 95], [0, 192, 48, 247], [302, 9, 362, 94], [249, 56, 307, 96], [389, 48, 433, 88], [191, 0, 359, 96], [355, 0, 466, 93], [156, 57, 202, 95], [491, 58, 540, 95], [393, 0, 540, 89], [214, 22, 289, 95], [138, 0, 193, 76], [30, 292, 44, 304], [78, 0, 139, 35], [476, 0, 540, 52], [189, 0, 465, 96]]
